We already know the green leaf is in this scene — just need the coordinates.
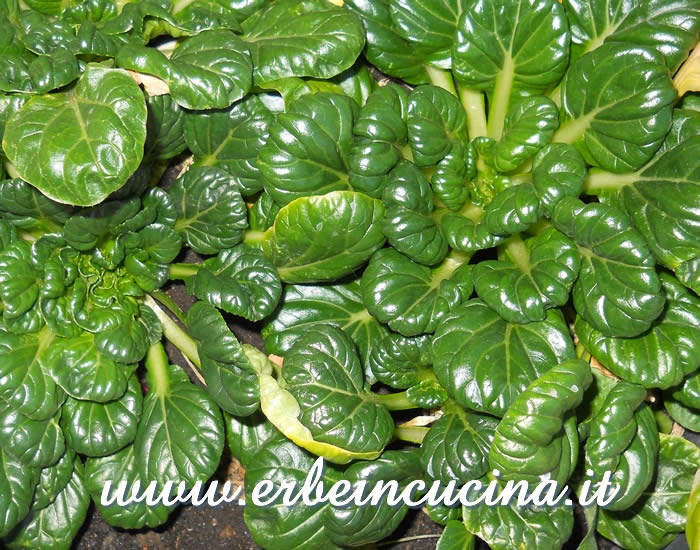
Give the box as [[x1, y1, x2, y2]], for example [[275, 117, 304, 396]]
[[60, 374, 142, 457], [689, 467, 700, 550], [0, 446, 39, 537], [389, 0, 468, 68], [243, 432, 342, 549], [665, 398, 700, 432], [248, 192, 280, 232], [0, 329, 65, 421], [135, 359, 224, 488], [31, 449, 73, 512], [0, 401, 64, 468], [143, 94, 187, 162], [2, 64, 147, 206], [43, 332, 132, 403], [324, 450, 424, 546], [585, 382, 659, 511], [361, 248, 473, 336], [0, 178, 73, 231], [532, 143, 586, 216], [187, 243, 281, 322], [575, 285, 700, 389], [259, 93, 357, 206], [241, 0, 365, 85], [184, 94, 273, 196], [282, 325, 394, 455], [187, 302, 260, 417], [598, 434, 700, 550], [367, 332, 432, 389], [463, 495, 574, 550], [553, 197, 665, 338], [436, 520, 475, 550], [343, 0, 428, 85], [431, 141, 476, 212], [490, 359, 591, 486], [170, 166, 248, 255], [420, 410, 497, 483], [116, 30, 252, 110], [425, 503, 462, 526], [226, 410, 278, 470], [261, 280, 388, 374], [564, 0, 700, 72], [5, 460, 89, 550], [84, 444, 173, 530], [616, 110, 700, 291], [453, 0, 570, 138], [381, 160, 447, 266], [553, 43, 675, 172], [473, 229, 580, 324], [406, 85, 467, 166], [260, 191, 386, 283], [482, 183, 542, 235], [490, 95, 559, 172], [432, 299, 576, 416]]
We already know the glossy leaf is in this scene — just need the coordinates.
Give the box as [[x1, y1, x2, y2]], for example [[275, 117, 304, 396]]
[[361, 248, 473, 336], [260, 191, 386, 283], [0, 401, 65, 468], [473, 229, 581, 323], [553, 197, 665, 338], [282, 325, 394, 455], [135, 358, 224, 488], [2, 65, 147, 206], [184, 94, 273, 196], [84, 444, 172, 530], [261, 280, 388, 372], [436, 520, 475, 550], [187, 302, 260, 417], [170, 166, 248, 255], [117, 30, 252, 110], [60, 374, 142, 457], [241, 0, 365, 85], [31, 449, 74, 512], [532, 143, 586, 216], [432, 299, 576, 416], [490, 359, 591, 486], [187, 244, 281, 322], [575, 285, 700, 389], [598, 434, 700, 550], [259, 93, 357, 206], [0, 446, 39, 537], [143, 94, 187, 162], [420, 410, 498, 483], [585, 382, 659, 510], [5, 460, 89, 550], [554, 43, 676, 172]]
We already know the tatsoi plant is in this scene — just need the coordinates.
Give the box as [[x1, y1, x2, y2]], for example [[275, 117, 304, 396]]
[[0, 0, 699, 549]]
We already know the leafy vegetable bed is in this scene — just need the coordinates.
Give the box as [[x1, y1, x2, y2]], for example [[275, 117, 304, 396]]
[[1, 0, 700, 548]]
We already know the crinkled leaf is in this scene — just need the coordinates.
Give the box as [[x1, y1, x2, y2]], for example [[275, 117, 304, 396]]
[[2, 65, 147, 206], [432, 299, 576, 416], [482, 183, 542, 235], [187, 243, 281, 322], [262, 280, 388, 373], [31, 449, 73, 512], [553, 197, 665, 338], [5, 460, 89, 550], [260, 191, 386, 283], [0, 446, 39, 537], [259, 93, 357, 206], [532, 143, 586, 216], [554, 43, 675, 172], [361, 248, 473, 337], [60, 374, 142, 457], [282, 325, 394, 456], [420, 410, 497, 483], [598, 434, 700, 550], [0, 401, 64, 468], [84, 444, 172, 530], [184, 94, 273, 196], [187, 302, 260, 417], [170, 166, 247, 255], [241, 0, 365, 85], [473, 229, 580, 323], [116, 30, 252, 110], [143, 94, 187, 162]]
